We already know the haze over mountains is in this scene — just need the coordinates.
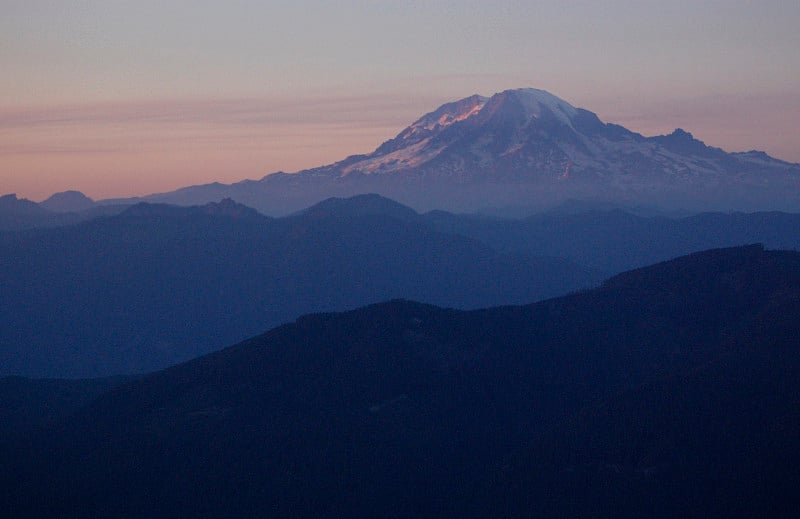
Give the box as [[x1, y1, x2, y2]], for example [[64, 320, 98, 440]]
[[6, 87, 798, 219], [4, 193, 800, 378], [0, 195, 598, 378], [2, 245, 799, 516], [2, 86, 799, 515], [40, 87, 796, 215]]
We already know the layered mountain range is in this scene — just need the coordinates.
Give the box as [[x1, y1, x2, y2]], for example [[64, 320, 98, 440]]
[[4, 193, 800, 378], [0, 196, 599, 377], [2, 87, 799, 515], [94, 87, 800, 214], [2, 245, 799, 516]]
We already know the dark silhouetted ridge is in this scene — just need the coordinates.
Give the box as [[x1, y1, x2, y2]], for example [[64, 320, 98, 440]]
[[2, 245, 799, 516]]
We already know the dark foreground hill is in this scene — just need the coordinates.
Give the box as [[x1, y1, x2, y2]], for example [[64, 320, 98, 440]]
[[0, 375, 132, 440], [2, 245, 799, 516], [0, 196, 597, 378]]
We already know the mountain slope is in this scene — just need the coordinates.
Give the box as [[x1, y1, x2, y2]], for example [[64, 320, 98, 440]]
[[1, 245, 799, 516], [0, 376, 132, 441], [123, 88, 800, 214], [494, 292, 800, 516], [0, 196, 597, 378]]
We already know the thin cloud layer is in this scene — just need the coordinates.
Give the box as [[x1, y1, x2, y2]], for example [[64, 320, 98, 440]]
[[1, 90, 798, 201], [0, 94, 445, 199]]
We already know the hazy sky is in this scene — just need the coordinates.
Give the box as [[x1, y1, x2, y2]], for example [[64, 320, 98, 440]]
[[2, 0, 799, 200]]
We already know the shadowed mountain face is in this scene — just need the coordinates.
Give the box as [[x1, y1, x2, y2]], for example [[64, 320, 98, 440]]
[[114, 88, 800, 215], [0, 196, 598, 378], [1, 245, 799, 516]]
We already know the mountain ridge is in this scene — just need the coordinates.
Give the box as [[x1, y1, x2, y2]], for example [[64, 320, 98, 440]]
[[8, 88, 798, 216], [3, 245, 799, 516], [87, 87, 800, 215], [5, 193, 800, 377], [0, 195, 599, 378]]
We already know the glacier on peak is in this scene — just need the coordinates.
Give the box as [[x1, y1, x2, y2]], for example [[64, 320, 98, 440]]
[[406, 94, 489, 134], [495, 88, 579, 125], [110, 86, 800, 215]]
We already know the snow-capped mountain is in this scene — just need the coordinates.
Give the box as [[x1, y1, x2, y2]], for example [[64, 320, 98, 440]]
[[116, 88, 800, 214], [314, 88, 797, 190]]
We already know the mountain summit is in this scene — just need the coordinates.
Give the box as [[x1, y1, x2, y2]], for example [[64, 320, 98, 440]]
[[328, 88, 584, 180], [316, 88, 796, 191], [110, 88, 800, 214], [326, 88, 596, 182]]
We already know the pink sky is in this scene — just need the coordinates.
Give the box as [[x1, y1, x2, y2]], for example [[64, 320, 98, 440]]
[[2, 1, 798, 201]]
